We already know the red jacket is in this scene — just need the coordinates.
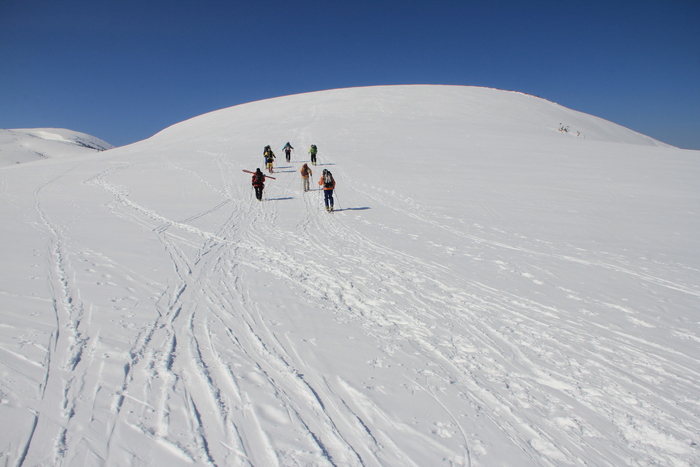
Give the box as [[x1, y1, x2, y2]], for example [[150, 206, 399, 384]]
[[252, 172, 265, 187]]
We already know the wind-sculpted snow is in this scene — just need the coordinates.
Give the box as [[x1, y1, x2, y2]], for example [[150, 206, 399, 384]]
[[0, 85, 698, 466], [0, 128, 114, 167]]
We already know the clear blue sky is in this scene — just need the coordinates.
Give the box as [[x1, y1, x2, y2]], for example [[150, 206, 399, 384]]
[[1, 0, 699, 149]]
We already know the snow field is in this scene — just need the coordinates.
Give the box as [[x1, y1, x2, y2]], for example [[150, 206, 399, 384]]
[[1, 85, 699, 466]]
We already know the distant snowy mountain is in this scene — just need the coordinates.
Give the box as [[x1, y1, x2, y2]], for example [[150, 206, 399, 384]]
[[0, 128, 113, 167], [0, 86, 697, 467]]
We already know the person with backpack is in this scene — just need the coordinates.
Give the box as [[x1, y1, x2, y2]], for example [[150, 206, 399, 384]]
[[283, 142, 294, 162], [263, 145, 276, 173], [300, 163, 313, 192], [309, 144, 318, 165], [318, 169, 335, 211], [251, 168, 267, 201]]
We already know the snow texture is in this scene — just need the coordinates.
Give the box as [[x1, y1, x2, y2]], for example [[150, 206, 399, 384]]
[[0, 128, 113, 167], [0, 85, 698, 466]]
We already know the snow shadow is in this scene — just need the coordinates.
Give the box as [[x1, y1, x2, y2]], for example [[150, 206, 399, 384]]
[[333, 207, 371, 212]]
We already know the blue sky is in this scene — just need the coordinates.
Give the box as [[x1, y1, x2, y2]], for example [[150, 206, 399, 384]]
[[1, 0, 698, 149]]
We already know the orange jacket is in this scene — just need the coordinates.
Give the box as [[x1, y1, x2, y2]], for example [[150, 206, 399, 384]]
[[319, 175, 335, 190]]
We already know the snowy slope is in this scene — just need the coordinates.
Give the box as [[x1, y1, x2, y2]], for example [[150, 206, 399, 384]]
[[0, 128, 113, 167], [0, 85, 698, 467]]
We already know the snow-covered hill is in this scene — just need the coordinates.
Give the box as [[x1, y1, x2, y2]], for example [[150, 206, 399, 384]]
[[1, 85, 698, 466], [0, 128, 113, 167]]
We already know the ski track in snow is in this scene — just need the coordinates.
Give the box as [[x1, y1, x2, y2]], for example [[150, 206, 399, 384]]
[[22, 154, 692, 466], [2, 87, 699, 466]]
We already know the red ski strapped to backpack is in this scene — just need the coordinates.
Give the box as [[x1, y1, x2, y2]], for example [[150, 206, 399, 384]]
[[243, 169, 275, 180]]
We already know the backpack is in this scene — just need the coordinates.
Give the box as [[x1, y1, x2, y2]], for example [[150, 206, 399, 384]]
[[310, 144, 317, 154], [323, 171, 334, 188], [253, 172, 264, 185]]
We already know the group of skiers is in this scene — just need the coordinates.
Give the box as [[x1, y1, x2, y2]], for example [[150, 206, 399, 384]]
[[251, 143, 335, 211], [262, 143, 318, 174]]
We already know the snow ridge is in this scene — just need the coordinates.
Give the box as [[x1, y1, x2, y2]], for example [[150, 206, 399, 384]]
[[0, 128, 113, 167]]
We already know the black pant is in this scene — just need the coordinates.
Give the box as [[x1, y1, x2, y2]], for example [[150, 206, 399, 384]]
[[311, 153, 317, 165], [323, 189, 334, 209], [254, 185, 264, 200]]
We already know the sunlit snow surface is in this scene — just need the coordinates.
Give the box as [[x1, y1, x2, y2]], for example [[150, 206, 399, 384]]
[[0, 128, 113, 166], [1, 86, 698, 466]]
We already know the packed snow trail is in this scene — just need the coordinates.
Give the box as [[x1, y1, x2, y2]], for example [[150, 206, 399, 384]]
[[1, 86, 698, 466]]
